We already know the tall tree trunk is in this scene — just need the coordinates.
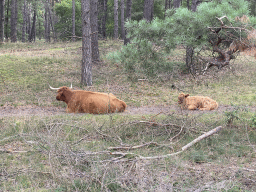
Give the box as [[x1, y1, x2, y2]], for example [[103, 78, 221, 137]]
[[113, 0, 118, 38], [191, 0, 201, 11], [81, 0, 92, 86], [10, 0, 17, 42], [120, 0, 125, 40], [29, 7, 36, 42], [22, 0, 26, 42], [124, 0, 132, 45], [44, 2, 50, 42], [0, 0, 5, 43], [102, 0, 108, 38], [72, 0, 75, 41], [185, 0, 201, 75], [50, 0, 57, 42], [46, 2, 56, 42], [143, 0, 154, 22], [27, 3, 31, 39], [38, 18, 41, 40], [91, 0, 100, 62], [173, 0, 181, 8], [5, 0, 9, 41]]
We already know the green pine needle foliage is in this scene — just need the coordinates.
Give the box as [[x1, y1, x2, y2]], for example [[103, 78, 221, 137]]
[[109, 0, 256, 80]]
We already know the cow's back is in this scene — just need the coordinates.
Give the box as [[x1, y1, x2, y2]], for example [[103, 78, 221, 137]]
[[70, 90, 126, 114]]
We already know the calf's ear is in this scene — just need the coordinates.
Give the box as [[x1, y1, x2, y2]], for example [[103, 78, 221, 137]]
[[185, 94, 189, 97]]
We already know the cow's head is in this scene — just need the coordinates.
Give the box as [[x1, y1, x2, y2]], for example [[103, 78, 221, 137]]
[[178, 93, 189, 104], [49, 84, 73, 104]]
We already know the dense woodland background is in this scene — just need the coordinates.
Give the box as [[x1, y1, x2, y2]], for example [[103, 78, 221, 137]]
[[0, 0, 256, 42]]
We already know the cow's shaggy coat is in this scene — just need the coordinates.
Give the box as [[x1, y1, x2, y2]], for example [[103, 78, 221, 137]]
[[55, 86, 127, 114], [178, 93, 218, 111]]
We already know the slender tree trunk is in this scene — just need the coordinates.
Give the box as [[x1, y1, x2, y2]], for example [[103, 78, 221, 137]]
[[50, 0, 57, 42], [81, 0, 92, 86], [102, 0, 108, 38], [47, 2, 56, 42], [44, 2, 50, 42], [10, 0, 17, 42], [113, 0, 118, 38], [120, 0, 125, 40], [27, 3, 31, 39], [124, 0, 132, 45], [173, 0, 181, 8], [91, 0, 100, 62], [98, 0, 102, 36], [185, 0, 201, 75], [22, 0, 26, 42], [191, 0, 201, 11], [38, 18, 41, 40], [5, 0, 9, 41], [72, 0, 75, 41], [143, 0, 154, 22], [0, 0, 5, 43], [29, 7, 36, 42]]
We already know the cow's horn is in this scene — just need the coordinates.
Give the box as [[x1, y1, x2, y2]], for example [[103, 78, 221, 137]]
[[49, 84, 60, 90], [70, 83, 72, 89]]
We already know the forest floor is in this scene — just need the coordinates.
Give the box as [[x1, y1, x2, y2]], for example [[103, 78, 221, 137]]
[[0, 104, 253, 117]]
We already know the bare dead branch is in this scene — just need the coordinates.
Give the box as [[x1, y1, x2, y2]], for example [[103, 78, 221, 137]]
[[138, 126, 223, 160], [216, 16, 228, 26], [108, 142, 168, 150]]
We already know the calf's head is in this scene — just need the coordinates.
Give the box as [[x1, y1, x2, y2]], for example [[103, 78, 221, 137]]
[[178, 93, 189, 104]]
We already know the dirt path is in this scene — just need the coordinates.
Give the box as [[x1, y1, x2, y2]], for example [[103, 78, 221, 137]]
[[0, 104, 246, 118]]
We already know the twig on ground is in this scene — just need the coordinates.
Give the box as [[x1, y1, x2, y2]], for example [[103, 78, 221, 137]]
[[108, 142, 167, 150], [138, 126, 223, 160], [169, 123, 185, 141], [93, 126, 122, 143]]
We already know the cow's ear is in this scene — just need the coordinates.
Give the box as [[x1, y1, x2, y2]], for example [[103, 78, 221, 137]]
[[185, 94, 189, 97]]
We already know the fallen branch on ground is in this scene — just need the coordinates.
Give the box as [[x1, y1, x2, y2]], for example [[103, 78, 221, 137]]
[[108, 142, 173, 150], [59, 126, 222, 162], [138, 126, 222, 160]]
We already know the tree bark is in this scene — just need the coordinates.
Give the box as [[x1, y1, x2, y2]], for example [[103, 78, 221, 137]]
[[27, 2, 31, 39], [22, 0, 26, 42], [191, 0, 201, 11], [114, 0, 118, 38], [72, 0, 75, 41], [0, 0, 5, 43], [47, 2, 56, 42], [91, 0, 100, 62], [173, 0, 181, 8], [38, 17, 41, 40], [44, 1, 50, 42], [4, 0, 9, 41], [81, 0, 92, 86], [143, 0, 154, 22], [120, 0, 125, 40], [29, 6, 36, 42], [102, 0, 108, 38], [124, 0, 132, 45], [10, 0, 17, 42], [185, 0, 201, 75]]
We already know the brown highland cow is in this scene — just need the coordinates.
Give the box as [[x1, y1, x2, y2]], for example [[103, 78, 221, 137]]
[[50, 85, 127, 114]]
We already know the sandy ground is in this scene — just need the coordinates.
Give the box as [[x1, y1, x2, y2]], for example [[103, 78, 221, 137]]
[[0, 104, 244, 118]]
